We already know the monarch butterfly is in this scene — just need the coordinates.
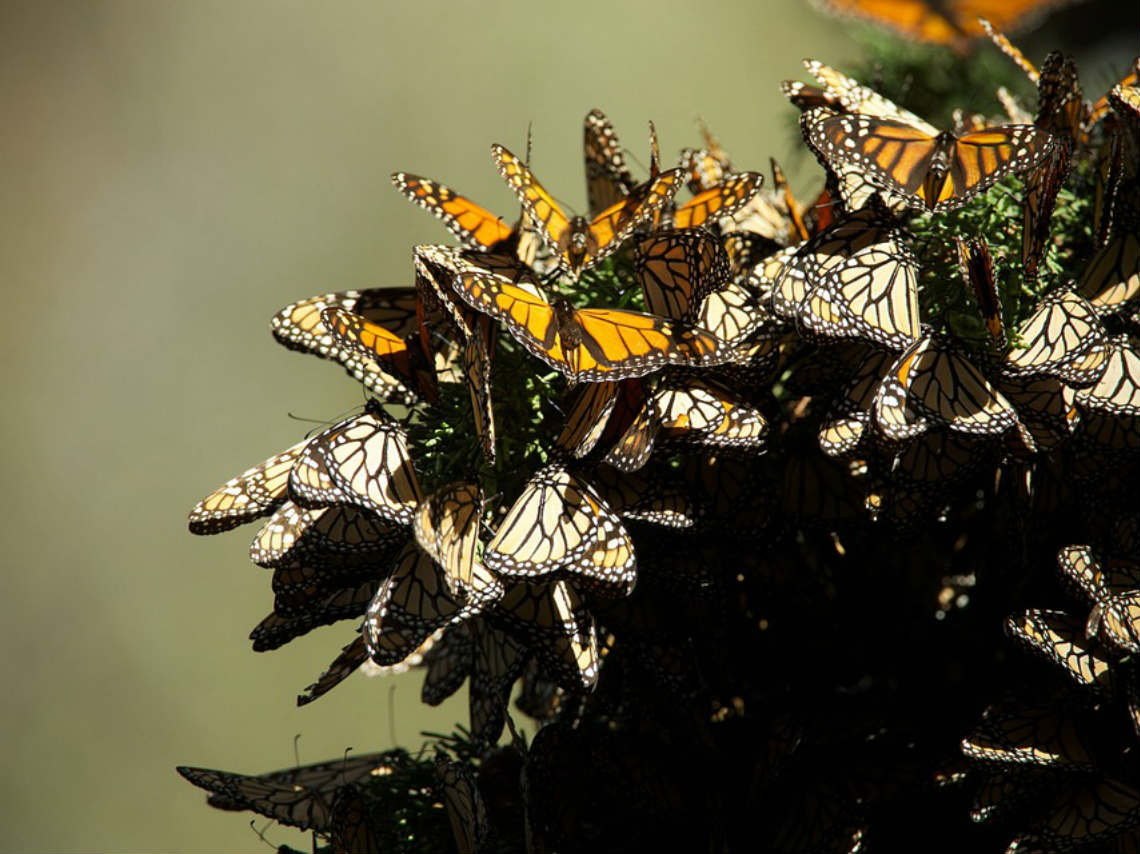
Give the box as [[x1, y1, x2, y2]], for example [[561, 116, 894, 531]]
[[726, 158, 813, 245], [442, 250, 731, 382], [250, 579, 378, 652], [583, 463, 696, 529], [269, 559, 376, 617], [1078, 233, 1140, 316], [188, 439, 308, 535], [364, 539, 503, 667], [775, 205, 921, 350], [296, 636, 370, 707], [1073, 334, 1140, 417], [491, 143, 684, 280], [811, 0, 1079, 51], [434, 756, 491, 854], [635, 229, 730, 322], [960, 701, 1095, 770], [462, 316, 497, 463], [969, 767, 1053, 825], [287, 402, 421, 525], [1005, 609, 1116, 694], [413, 482, 484, 600], [553, 380, 631, 458], [1021, 53, 1083, 280], [1001, 290, 1107, 387], [392, 172, 514, 251], [818, 348, 896, 457], [176, 751, 405, 832], [329, 785, 381, 854], [663, 172, 766, 232], [955, 237, 1005, 345], [270, 289, 423, 404], [420, 622, 474, 707], [998, 374, 1079, 451], [516, 657, 566, 722], [1019, 777, 1140, 850], [494, 578, 601, 690], [678, 119, 732, 194], [604, 375, 769, 472], [1057, 545, 1140, 654], [1111, 82, 1140, 121], [484, 463, 635, 597], [468, 617, 530, 747], [249, 501, 401, 569], [1035, 51, 1085, 143], [1021, 145, 1070, 281], [320, 307, 440, 403], [796, 59, 937, 130], [801, 106, 1059, 214], [874, 334, 1022, 441], [583, 109, 636, 218], [864, 430, 990, 526]]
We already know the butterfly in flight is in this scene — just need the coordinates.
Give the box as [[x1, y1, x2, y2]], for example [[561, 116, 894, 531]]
[[492, 143, 684, 280], [811, 0, 1081, 52]]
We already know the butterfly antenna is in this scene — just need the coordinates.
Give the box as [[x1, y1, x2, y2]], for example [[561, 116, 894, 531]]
[[249, 819, 278, 851], [524, 123, 534, 166]]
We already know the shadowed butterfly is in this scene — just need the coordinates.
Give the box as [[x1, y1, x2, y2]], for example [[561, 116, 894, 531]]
[[1058, 545, 1140, 654], [1079, 233, 1140, 317], [434, 756, 491, 854], [961, 700, 1095, 770], [250, 579, 379, 652], [364, 539, 503, 667], [1005, 609, 1116, 694], [492, 578, 601, 690], [176, 752, 406, 832], [956, 237, 1006, 345], [635, 229, 730, 322]]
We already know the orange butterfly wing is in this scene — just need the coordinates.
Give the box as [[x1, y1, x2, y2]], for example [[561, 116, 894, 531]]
[[490, 144, 572, 259], [671, 172, 764, 229], [392, 173, 514, 249]]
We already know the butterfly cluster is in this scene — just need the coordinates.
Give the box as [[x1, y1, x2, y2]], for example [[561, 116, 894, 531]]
[[181, 26, 1140, 854]]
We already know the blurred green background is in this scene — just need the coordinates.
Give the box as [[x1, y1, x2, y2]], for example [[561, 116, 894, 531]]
[[0, 1, 1133, 850]]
